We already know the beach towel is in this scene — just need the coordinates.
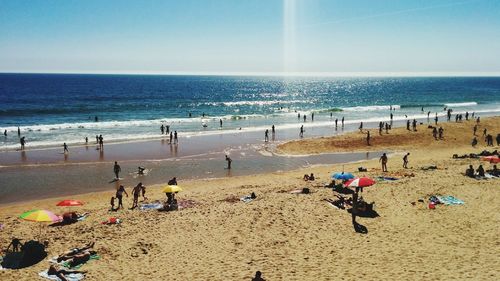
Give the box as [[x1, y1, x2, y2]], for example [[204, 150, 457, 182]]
[[376, 176, 399, 181], [139, 203, 163, 210], [436, 196, 464, 205], [39, 270, 84, 281], [77, 214, 88, 221], [240, 196, 254, 203], [61, 254, 100, 269]]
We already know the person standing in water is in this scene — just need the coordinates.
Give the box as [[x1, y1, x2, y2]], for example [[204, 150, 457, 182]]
[[99, 135, 104, 150], [299, 125, 304, 138], [20, 136, 26, 150], [311, 112, 314, 121], [174, 131, 178, 144], [219, 119, 223, 128], [403, 153, 410, 169], [113, 161, 121, 179], [166, 125, 170, 134], [264, 129, 269, 142], [63, 143, 69, 154], [17, 126, 20, 137], [271, 125, 275, 135], [341, 117, 345, 128], [160, 124, 164, 134], [359, 122, 363, 132], [335, 118, 338, 129], [169, 132, 173, 144], [85, 137, 88, 144], [3, 129, 6, 136], [225, 155, 232, 169]]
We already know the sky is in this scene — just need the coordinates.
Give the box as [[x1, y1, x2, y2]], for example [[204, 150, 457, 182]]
[[1, 0, 500, 75]]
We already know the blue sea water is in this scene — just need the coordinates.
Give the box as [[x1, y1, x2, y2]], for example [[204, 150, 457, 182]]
[[1, 74, 500, 150]]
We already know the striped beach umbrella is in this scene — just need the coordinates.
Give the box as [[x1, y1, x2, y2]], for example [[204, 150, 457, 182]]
[[344, 177, 376, 188], [19, 209, 61, 223]]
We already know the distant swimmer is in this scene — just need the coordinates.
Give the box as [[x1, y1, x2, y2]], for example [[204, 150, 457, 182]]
[[330, 112, 333, 118], [264, 129, 269, 142], [189, 112, 192, 118], [63, 143, 69, 153], [299, 125, 304, 138], [427, 111, 431, 121], [17, 126, 20, 136], [225, 155, 232, 169], [311, 112, 314, 121], [298, 113, 300, 119], [20, 136, 26, 150], [94, 116, 98, 122], [113, 161, 121, 179], [3, 130, 6, 136], [421, 107, 424, 112], [137, 166, 145, 175], [166, 125, 170, 134], [202, 112, 205, 118], [390, 113, 393, 120], [303, 115, 306, 122]]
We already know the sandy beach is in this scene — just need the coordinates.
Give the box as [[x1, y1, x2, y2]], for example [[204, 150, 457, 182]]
[[1, 116, 499, 280]]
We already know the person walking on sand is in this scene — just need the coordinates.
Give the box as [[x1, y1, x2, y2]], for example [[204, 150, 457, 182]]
[[131, 183, 143, 209], [412, 119, 417, 131], [116, 185, 128, 209], [432, 127, 438, 140], [482, 128, 487, 137], [406, 120, 410, 131], [20, 136, 26, 150], [486, 134, 493, 146], [438, 127, 444, 139], [403, 153, 410, 169], [63, 143, 69, 154], [366, 131, 371, 146], [379, 153, 388, 172], [299, 125, 304, 138], [264, 129, 269, 142], [473, 125, 478, 136], [225, 155, 232, 169], [113, 161, 121, 179]]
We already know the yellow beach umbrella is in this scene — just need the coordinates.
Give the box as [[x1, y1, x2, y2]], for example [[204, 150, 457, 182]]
[[162, 185, 182, 193]]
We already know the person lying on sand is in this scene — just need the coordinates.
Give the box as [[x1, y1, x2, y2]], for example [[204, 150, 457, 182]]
[[48, 265, 86, 281], [61, 212, 88, 224], [56, 242, 94, 263], [486, 165, 499, 177], [57, 250, 97, 268]]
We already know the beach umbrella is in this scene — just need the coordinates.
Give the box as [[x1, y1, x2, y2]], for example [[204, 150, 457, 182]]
[[481, 156, 500, 164], [344, 177, 376, 188], [56, 200, 84, 207], [162, 185, 182, 193], [332, 172, 355, 180], [19, 210, 61, 238], [19, 209, 61, 222]]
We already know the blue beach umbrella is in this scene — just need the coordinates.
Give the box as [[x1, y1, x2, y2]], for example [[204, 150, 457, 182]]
[[331, 172, 355, 180]]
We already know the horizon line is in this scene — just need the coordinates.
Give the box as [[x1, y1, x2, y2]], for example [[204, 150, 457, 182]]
[[1, 71, 500, 77]]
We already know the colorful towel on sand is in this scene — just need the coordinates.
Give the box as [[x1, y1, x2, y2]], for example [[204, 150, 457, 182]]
[[139, 203, 163, 210], [435, 196, 464, 205], [61, 254, 99, 269], [39, 270, 84, 281]]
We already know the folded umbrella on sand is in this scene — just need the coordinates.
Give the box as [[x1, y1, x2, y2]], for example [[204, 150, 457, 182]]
[[162, 185, 182, 193], [344, 177, 376, 188], [481, 156, 500, 163], [332, 172, 355, 180]]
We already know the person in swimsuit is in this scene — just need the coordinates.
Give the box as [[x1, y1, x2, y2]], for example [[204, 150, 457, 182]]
[[131, 183, 143, 209], [116, 185, 128, 209], [48, 264, 86, 281]]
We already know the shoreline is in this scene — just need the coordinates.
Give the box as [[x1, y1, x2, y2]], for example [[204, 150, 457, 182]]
[[0, 116, 499, 280]]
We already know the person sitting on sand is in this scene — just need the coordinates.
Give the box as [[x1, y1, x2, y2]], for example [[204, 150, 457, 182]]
[[487, 165, 499, 177], [168, 177, 177, 185], [476, 165, 485, 177], [61, 212, 87, 224], [252, 271, 266, 281], [303, 174, 309, 181], [309, 173, 315, 181], [465, 165, 475, 178], [48, 264, 86, 281]]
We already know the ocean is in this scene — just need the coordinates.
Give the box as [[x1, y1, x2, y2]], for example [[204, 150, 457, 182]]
[[1, 74, 500, 151]]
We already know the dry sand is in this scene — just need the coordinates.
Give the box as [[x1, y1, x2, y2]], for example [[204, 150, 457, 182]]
[[1, 117, 499, 280]]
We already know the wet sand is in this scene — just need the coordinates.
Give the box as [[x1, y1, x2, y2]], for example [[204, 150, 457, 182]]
[[0, 116, 499, 280]]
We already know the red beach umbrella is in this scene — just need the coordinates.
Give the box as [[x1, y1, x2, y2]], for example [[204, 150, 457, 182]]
[[344, 177, 376, 188], [56, 200, 84, 207]]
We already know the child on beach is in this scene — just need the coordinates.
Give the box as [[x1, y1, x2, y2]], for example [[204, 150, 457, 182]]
[[110, 197, 115, 211]]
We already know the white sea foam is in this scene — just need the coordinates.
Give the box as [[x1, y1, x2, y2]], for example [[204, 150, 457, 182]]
[[444, 102, 478, 107], [341, 105, 401, 111]]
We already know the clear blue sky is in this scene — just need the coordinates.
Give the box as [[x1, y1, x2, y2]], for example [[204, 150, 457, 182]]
[[1, 0, 499, 74]]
